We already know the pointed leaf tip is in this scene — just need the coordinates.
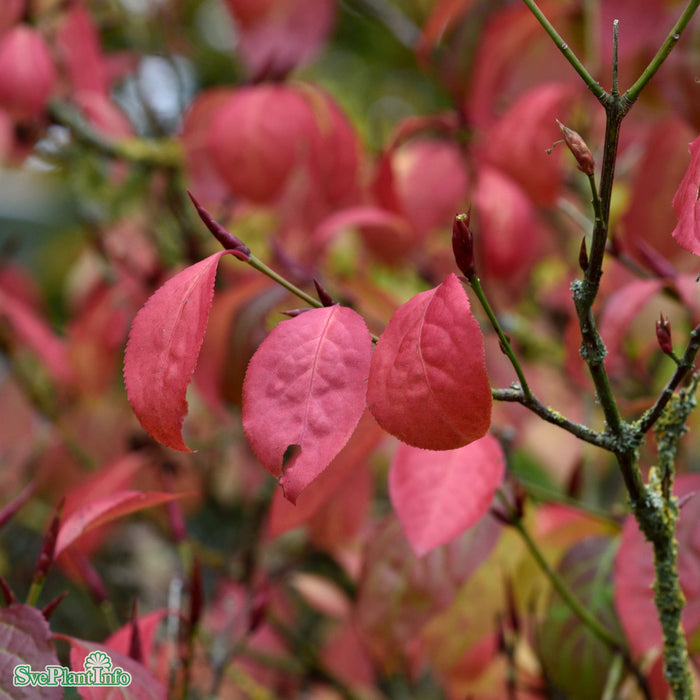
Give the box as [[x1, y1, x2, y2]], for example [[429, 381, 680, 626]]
[[124, 250, 237, 451], [242, 305, 372, 503], [367, 273, 492, 450]]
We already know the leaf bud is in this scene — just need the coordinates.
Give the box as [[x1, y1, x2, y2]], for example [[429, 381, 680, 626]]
[[452, 211, 476, 280], [556, 120, 595, 176], [32, 499, 63, 585], [124, 600, 143, 663], [655, 314, 673, 356], [578, 237, 588, 272], [0, 574, 17, 606], [313, 278, 334, 307], [41, 591, 68, 621], [187, 190, 251, 261]]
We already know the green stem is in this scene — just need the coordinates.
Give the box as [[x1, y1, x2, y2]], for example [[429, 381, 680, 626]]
[[625, 0, 700, 103], [497, 490, 651, 698], [25, 579, 44, 607], [246, 254, 380, 342], [467, 276, 532, 400], [520, 0, 605, 100], [492, 386, 613, 450], [48, 100, 182, 169], [498, 491, 622, 651], [247, 255, 325, 309]]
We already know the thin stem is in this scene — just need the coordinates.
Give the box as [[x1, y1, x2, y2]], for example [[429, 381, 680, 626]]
[[468, 277, 532, 400], [247, 254, 324, 309], [492, 386, 614, 450], [500, 494, 623, 651], [246, 254, 380, 342], [516, 475, 621, 524], [496, 490, 650, 697], [637, 323, 700, 434], [520, 0, 606, 101], [48, 100, 182, 169], [625, 0, 700, 103]]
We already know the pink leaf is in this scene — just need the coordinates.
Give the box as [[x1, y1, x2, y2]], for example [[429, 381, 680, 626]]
[[59, 636, 166, 700], [56, 490, 195, 556], [598, 277, 665, 375], [615, 474, 700, 668], [367, 273, 492, 450], [0, 604, 62, 700], [389, 434, 505, 557], [482, 82, 574, 205], [671, 135, 700, 256], [242, 305, 372, 503], [124, 250, 239, 451]]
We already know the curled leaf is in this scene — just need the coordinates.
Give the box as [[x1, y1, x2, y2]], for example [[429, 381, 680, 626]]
[[124, 251, 236, 451], [242, 305, 372, 503], [367, 273, 492, 450]]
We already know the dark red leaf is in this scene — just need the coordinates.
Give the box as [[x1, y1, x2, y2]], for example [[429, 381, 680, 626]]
[[0, 604, 62, 699], [389, 434, 505, 557], [242, 305, 372, 503], [124, 250, 237, 451], [367, 273, 492, 450]]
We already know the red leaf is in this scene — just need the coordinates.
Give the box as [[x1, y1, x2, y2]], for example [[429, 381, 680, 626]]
[[0, 288, 74, 386], [615, 474, 700, 669], [207, 85, 315, 203], [367, 273, 492, 450], [55, 4, 108, 95], [671, 135, 700, 256], [266, 409, 383, 538], [475, 166, 543, 287], [55, 490, 195, 556], [228, 0, 336, 79], [242, 305, 372, 503], [0, 604, 62, 700], [389, 434, 505, 557], [482, 82, 575, 205], [124, 250, 238, 451], [60, 636, 166, 700]]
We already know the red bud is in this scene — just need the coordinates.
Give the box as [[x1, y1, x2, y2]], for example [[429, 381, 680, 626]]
[[187, 190, 251, 260], [578, 237, 589, 272], [655, 314, 673, 356], [128, 600, 144, 663], [32, 499, 63, 585], [452, 211, 476, 280], [41, 591, 68, 621], [556, 120, 595, 176], [313, 278, 334, 307], [0, 574, 17, 606]]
